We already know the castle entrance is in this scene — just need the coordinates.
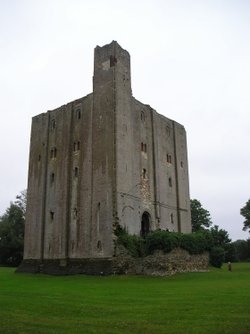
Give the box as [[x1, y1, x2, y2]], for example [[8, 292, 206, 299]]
[[141, 212, 151, 237]]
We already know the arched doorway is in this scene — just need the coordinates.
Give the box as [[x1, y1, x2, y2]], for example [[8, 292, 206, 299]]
[[141, 212, 151, 237]]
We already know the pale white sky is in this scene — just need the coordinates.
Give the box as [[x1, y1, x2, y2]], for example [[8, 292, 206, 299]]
[[0, 0, 249, 240]]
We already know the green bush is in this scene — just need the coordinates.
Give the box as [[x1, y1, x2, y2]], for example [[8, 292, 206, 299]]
[[179, 232, 212, 254], [115, 225, 145, 257], [145, 230, 212, 255], [209, 246, 225, 268], [115, 225, 226, 268], [145, 230, 180, 254], [224, 243, 238, 262]]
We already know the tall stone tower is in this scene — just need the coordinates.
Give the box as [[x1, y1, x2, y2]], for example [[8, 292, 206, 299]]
[[19, 41, 191, 274]]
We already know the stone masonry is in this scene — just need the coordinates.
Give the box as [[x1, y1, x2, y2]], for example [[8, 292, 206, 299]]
[[18, 41, 192, 275]]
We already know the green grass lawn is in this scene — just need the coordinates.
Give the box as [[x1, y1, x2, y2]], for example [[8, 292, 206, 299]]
[[0, 263, 250, 334]]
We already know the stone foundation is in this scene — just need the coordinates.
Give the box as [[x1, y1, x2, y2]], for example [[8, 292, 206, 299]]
[[17, 248, 209, 276], [113, 248, 209, 276], [17, 258, 113, 275]]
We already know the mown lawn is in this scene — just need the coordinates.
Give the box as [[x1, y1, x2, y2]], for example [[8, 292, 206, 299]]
[[0, 263, 249, 334]]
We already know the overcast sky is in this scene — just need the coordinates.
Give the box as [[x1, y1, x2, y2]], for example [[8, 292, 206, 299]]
[[0, 0, 249, 241]]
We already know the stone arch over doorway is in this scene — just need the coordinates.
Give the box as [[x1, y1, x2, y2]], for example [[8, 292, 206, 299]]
[[141, 211, 151, 237]]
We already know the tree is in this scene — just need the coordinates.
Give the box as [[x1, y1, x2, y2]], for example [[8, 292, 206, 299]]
[[210, 225, 231, 248], [209, 246, 225, 268], [0, 191, 26, 266], [224, 242, 237, 262], [232, 239, 250, 261], [240, 199, 250, 233], [190, 199, 212, 232]]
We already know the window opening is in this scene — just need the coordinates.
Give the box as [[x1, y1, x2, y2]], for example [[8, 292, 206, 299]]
[[97, 240, 102, 251], [74, 167, 79, 177], [73, 141, 80, 152], [110, 55, 117, 67], [141, 111, 145, 122], [51, 119, 56, 130], [141, 143, 147, 153], [50, 211, 54, 221], [167, 154, 172, 163], [142, 168, 147, 179], [50, 173, 55, 184], [73, 208, 78, 218], [50, 147, 57, 159], [141, 212, 151, 237], [76, 109, 81, 119], [170, 213, 174, 224], [168, 177, 172, 187]]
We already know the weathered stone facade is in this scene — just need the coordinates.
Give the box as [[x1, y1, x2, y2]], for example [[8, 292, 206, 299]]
[[19, 41, 191, 275]]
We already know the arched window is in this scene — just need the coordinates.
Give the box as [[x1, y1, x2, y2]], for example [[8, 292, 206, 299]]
[[76, 108, 81, 120], [141, 212, 151, 237]]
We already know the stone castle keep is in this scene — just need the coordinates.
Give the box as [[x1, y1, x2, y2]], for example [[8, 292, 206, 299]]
[[19, 41, 191, 274]]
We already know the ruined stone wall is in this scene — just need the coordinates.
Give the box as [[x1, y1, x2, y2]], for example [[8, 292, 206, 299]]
[[113, 247, 209, 276]]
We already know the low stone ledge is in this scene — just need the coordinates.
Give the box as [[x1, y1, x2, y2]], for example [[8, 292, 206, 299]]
[[112, 248, 209, 276], [17, 258, 113, 275], [17, 248, 209, 276]]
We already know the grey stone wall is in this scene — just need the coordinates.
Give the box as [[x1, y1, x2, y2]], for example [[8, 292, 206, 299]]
[[22, 41, 192, 273], [113, 247, 209, 276]]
